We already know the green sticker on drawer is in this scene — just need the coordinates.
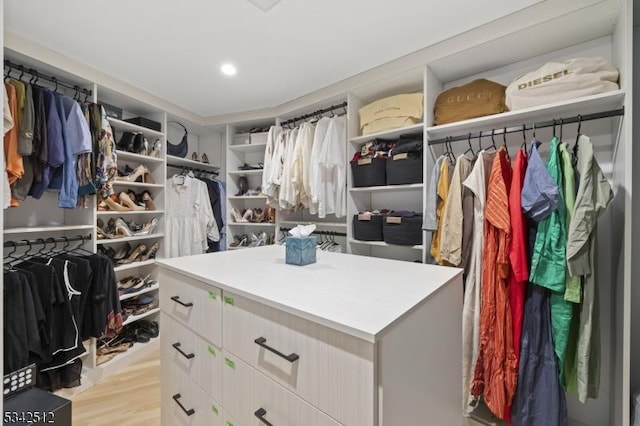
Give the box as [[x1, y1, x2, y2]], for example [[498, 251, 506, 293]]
[[210, 404, 219, 416], [226, 422, 234, 426], [223, 296, 235, 306], [224, 357, 236, 369], [208, 291, 217, 300], [208, 345, 217, 356]]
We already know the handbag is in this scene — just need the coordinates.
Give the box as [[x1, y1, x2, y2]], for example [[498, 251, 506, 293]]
[[167, 121, 189, 158], [433, 79, 507, 125]]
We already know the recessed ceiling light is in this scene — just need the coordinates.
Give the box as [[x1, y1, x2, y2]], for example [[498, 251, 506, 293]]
[[221, 63, 237, 76]]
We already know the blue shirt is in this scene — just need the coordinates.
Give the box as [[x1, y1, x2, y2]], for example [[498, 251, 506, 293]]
[[521, 140, 559, 222]]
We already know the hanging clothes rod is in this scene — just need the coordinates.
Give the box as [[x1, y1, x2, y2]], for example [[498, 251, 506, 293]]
[[429, 107, 625, 145], [4, 59, 93, 98], [279, 227, 347, 237], [280, 102, 348, 126], [3, 234, 92, 248], [168, 164, 219, 176]]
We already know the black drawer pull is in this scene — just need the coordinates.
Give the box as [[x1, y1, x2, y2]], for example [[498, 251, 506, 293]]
[[172, 342, 195, 360], [172, 393, 195, 416], [254, 337, 299, 363], [254, 408, 274, 426], [171, 295, 193, 308]]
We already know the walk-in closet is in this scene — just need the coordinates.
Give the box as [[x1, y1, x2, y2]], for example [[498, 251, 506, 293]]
[[1, 0, 638, 425]]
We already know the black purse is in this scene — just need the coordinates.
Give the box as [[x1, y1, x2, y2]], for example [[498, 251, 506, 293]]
[[167, 122, 189, 158]]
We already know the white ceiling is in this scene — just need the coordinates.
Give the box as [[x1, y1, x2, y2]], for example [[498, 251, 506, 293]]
[[5, 0, 542, 118]]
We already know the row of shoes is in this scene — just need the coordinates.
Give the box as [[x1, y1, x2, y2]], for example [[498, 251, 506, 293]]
[[191, 152, 210, 163], [96, 320, 159, 365], [230, 232, 273, 248], [97, 217, 158, 239], [118, 273, 158, 295], [235, 187, 264, 197], [99, 241, 160, 265], [238, 162, 263, 170], [98, 190, 156, 212], [230, 207, 276, 223], [117, 131, 162, 158], [114, 164, 155, 184], [121, 295, 159, 322]]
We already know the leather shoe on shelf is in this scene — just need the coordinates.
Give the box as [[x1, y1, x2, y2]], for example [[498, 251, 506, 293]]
[[139, 242, 159, 261], [141, 191, 156, 211], [117, 243, 147, 265], [192, 152, 199, 162], [119, 192, 146, 211], [201, 153, 209, 164], [149, 139, 162, 158], [115, 164, 154, 184], [134, 217, 158, 236], [117, 132, 136, 152]]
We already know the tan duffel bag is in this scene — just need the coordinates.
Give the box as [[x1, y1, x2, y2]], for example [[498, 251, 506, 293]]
[[506, 57, 619, 110], [359, 93, 423, 135], [433, 79, 508, 125]]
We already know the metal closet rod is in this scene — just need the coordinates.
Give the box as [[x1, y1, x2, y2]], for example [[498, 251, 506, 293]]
[[429, 107, 625, 145], [3, 234, 92, 248], [4, 59, 93, 97], [169, 164, 219, 176], [279, 227, 347, 237], [280, 102, 348, 126]]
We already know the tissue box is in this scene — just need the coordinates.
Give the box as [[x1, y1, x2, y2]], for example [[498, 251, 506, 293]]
[[285, 236, 317, 266]]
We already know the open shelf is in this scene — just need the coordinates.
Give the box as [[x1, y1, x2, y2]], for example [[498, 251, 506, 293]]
[[97, 234, 164, 245], [228, 195, 267, 200], [166, 155, 219, 171], [122, 307, 160, 326], [350, 123, 424, 147], [228, 143, 267, 153], [228, 222, 275, 227], [279, 221, 347, 228], [349, 183, 424, 193], [97, 210, 164, 216], [4, 224, 94, 234], [115, 150, 164, 164], [111, 181, 164, 189], [96, 338, 160, 370], [120, 283, 160, 302], [228, 169, 263, 176], [426, 90, 625, 139], [114, 259, 156, 272], [348, 239, 423, 251], [107, 117, 165, 137]]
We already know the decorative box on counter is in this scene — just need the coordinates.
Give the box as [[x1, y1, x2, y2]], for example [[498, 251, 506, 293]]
[[285, 236, 317, 266]]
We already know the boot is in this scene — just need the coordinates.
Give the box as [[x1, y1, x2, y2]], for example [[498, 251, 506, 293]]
[[236, 174, 249, 196]]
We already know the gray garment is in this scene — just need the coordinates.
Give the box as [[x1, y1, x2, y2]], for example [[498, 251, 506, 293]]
[[423, 155, 445, 231], [521, 140, 559, 222], [11, 157, 34, 201], [460, 158, 475, 275], [440, 155, 473, 266], [18, 83, 35, 156], [565, 135, 613, 402]]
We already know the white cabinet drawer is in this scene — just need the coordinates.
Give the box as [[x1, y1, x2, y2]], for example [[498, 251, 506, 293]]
[[161, 363, 223, 426], [222, 293, 374, 426], [161, 313, 223, 402], [222, 351, 341, 426], [223, 410, 242, 426], [159, 269, 222, 347]]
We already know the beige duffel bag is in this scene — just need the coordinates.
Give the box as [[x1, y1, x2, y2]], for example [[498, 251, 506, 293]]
[[359, 93, 423, 135], [506, 57, 619, 110]]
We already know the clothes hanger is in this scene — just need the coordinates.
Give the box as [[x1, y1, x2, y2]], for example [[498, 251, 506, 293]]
[[83, 89, 90, 103], [18, 66, 25, 82], [52, 76, 58, 93], [573, 114, 582, 158], [490, 129, 498, 150], [559, 118, 564, 141], [464, 133, 475, 158], [71, 235, 94, 256], [29, 69, 38, 85]]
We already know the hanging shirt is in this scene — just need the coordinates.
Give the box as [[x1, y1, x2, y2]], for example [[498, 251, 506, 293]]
[[18, 82, 34, 156], [279, 127, 298, 210], [53, 93, 78, 208], [559, 143, 580, 303], [3, 85, 14, 209], [471, 146, 515, 420], [290, 122, 315, 208], [507, 148, 528, 369], [309, 117, 331, 215], [4, 82, 23, 185], [461, 150, 495, 414], [521, 140, 559, 222], [564, 134, 613, 402], [440, 155, 473, 266], [318, 116, 347, 218], [262, 125, 281, 200], [423, 155, 445, 231], [266, 129, 287, 206], [430, 158, 450, 264]]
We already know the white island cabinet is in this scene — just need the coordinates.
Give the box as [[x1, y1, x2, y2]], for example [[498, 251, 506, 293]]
[[157, 245, 463, 426]]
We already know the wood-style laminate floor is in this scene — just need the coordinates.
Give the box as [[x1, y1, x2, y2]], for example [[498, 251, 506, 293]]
[[69, 350, 161, 426]]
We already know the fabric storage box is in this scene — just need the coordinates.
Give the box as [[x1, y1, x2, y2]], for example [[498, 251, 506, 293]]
[[102, 103, 123, 120], [433, 79, 507, 125], [353, 213, 385, 241], [359, 93, 423, 135], [386, 153, 423, 185], [124, 116, 162, 132], [351, 158, 386, 187], [285, 236, 317, 266], [250, 132, 269, 145], [383, 214, 423, 245]]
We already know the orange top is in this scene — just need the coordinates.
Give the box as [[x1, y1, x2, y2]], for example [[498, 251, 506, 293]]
[[4, 83, 23, 184]]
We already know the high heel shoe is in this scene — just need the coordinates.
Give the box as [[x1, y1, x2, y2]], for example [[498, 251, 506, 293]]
[[192, 152, 199, 162], [117, 243, 147, 265], [117, 132, 136, 151], [119, 192, 146, 211], [149, 139, 162, 158], [135, 217, 158, 236], [201, 153, 209, 164], [242, 209, 254, 222], [139, 242, 159, 261], [132, 133, 144, 153], [115, 165, 154, 184], [114, 218, 134, 238], [113, 242, 131, 261], [138, 137, 149, 156], [230, 208, 245, 223], [141, 191, 155, 211], [252, 208, 264, 223], [102, 195, 131, 212], [97, 219, 109, 239]]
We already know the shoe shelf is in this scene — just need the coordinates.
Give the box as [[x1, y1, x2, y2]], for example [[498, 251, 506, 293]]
[[228, 169, 263, 176], [96, 233, 165, 245], [97, 210, 164, 216], [113, 259, 156, 272], [96, 337, 160, 370], [120, 283, 160, 302], [350, 123, 424, 148], [228, 222, 276, 227], [122, 307, 160, 327], [166, 155, 219, 171], [348, 239, 423, 251], [228, 143, 267, 153], [349, 183, 424, 193], [115, 150, 165, 164], [279, 220, 347, 228], [111, 181, 164, 189], [4, 224, 95, 234], [107, 117, 165, 138], [228, 195, 267, 200]]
